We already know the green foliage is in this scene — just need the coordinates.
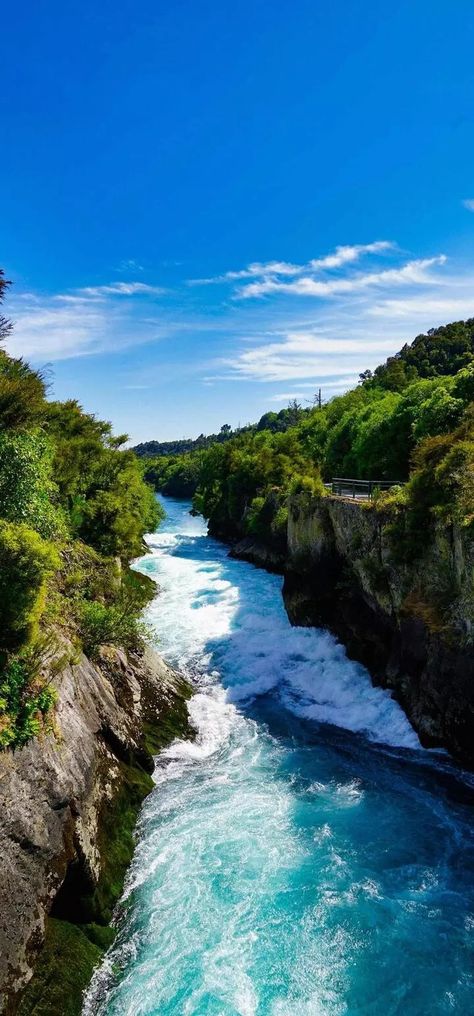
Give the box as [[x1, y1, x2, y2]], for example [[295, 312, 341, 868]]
[[367, 319, 474, 390], [0, 521, 60, 652], [372, 407, 474, 565], [0, 275, 165, 751], [173, 320, 474, 557], [46, 400, 160, 558], [17, 917, 103, 1016], [0, 430, 66, 538], [0, 353, 48, 429], [288, 474, 326, 498], [0, 269, 13, 344], [77, 452, 160, 559], [407, 419, 474, 530], [246, 490, 289, 545], [0, 639, 62, 749], [145, 452, 202, 497], [192, 428, 323, 544], [57, 541, 122, 605], [412, 386, 464, 442], [76, 599, 152, 660], [133, 405, 306, 460]]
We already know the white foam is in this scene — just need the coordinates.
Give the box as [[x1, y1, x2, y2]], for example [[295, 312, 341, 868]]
[[156, 688, 238, 769], [138, 500, 420, 750]]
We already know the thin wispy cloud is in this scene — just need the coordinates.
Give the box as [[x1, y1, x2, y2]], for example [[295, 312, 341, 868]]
[[7, 279, 171, 360], [216, 250, 473, 390], [53, 282, 166, 304], [225, 329, 404, 383], [77, 281, 166, 298], [115, 259, 144, 272], [236, 256, 446, 299], [462, 199, 474, 212], [309, 241, 393, 270], [188, 241, 395, 287], [122, 384, 152, 390], [6, 242, 473, 410], [269, 377, 359, 402], [188, 261, 301, 285]]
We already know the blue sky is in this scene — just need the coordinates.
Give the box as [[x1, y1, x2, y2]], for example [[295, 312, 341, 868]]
[[2, 0, 474, 443]]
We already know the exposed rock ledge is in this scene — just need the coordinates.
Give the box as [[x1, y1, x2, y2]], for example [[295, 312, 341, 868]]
[[0, 644, 192, 1015], [229, 536, 285, 573], [284, 494, 474, 765]]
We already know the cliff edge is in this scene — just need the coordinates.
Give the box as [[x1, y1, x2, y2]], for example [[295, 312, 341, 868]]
[[284, 493, 474, 764], [0, 644, 192, 1015]]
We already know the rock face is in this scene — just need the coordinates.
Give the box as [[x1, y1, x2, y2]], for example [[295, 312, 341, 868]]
[[284, 494, 474, 764], [229, 536, 286, 573], [0, 644, 192, 1014]]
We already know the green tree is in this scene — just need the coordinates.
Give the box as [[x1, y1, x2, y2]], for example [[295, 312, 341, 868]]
[[0, 521, 59, 652], [0, 269, 13, 344]]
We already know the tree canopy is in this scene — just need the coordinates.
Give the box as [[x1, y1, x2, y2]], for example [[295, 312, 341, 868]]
[[0, 274, 161, 749], [141, 319, 474, 549]]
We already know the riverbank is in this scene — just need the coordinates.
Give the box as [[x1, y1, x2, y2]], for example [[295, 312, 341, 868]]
[[82, 497, 474, 1016], [220, 493, 474, 767], [0, 643, 193, 1015]]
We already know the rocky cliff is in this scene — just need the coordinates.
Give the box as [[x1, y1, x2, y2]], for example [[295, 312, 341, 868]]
[[0, 644, 192, 1015], [284, 493, 474, 764]]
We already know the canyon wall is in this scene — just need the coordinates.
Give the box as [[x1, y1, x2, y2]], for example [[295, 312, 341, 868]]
[[0, 644, 192, 1015], [283, 494, 474, 764]]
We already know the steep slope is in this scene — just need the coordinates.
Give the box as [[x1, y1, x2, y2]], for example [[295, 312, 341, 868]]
[[0, 644, 192, 1015]]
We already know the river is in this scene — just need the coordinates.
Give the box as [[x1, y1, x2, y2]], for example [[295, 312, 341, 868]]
[[84, 497, 474, 1015]]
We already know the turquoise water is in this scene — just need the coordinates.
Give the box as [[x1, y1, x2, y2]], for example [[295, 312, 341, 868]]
[[84, 498, 474, 1016]]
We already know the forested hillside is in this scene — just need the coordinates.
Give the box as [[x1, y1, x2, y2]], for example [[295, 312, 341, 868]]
[[0, 271, 160, 749], [133, 404, 304, 460], [142, 319, 474, 551], [3, 254, 473, 755]]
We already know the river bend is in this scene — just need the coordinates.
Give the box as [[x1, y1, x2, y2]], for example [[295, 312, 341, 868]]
[[84, 497, 474, 1016]]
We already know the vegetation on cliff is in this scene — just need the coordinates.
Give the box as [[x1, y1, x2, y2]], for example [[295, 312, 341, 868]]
[[0, 271, 161, 749], [136, 405, 307, 498], [133, 405, 304, 462], [141, 318, 473, 552]]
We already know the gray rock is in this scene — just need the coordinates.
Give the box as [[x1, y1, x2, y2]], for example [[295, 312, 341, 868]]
[[0, 644, 191, 1012]]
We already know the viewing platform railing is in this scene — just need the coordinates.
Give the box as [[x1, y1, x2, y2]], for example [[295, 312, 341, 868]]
[[328, 478, 403, 500]]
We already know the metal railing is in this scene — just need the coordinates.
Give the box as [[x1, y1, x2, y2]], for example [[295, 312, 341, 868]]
[[330, 478, 403, 500]]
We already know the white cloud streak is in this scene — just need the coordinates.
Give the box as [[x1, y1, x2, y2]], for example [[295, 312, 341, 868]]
[[237, 256, 446, 299], [308, 241, 393, 270], [7, 279, 169, 361], [7, 242, 471, 411], [269, 377, 359, 402], [188, 241, 395, 286], [462, 199, 474, 212], [219, 253, 474, 387], [75, 281, 166, 298]]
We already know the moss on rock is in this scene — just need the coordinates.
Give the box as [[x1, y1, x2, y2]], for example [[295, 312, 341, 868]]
[[143, 679, 193, 755], [17, 919, 102, 1016], [17, 670, 193, 1016]]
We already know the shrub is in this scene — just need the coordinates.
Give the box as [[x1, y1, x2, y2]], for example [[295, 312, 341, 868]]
[[76, 453, 160, 559], [76, 600, 152, 660], [288, 474, 326, 498], [0, 639, 61, 749], [0, 430, 65, 538], [0, 521, 60, 653], [245, 496, 267, 537], [0, 353, 47, 429]]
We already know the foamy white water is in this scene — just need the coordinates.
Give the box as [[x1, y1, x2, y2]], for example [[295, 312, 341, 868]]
[[84, 498, 474, 1016], [143, 502, 418, 748]]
